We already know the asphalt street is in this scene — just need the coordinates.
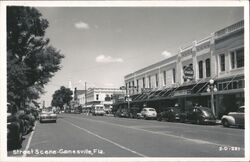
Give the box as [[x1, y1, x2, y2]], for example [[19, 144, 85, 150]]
[[8, 113, 244, 157]]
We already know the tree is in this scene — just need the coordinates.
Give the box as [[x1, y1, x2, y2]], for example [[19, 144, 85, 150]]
[[51, 86, 73, 110], [7, 6, 64, 109]]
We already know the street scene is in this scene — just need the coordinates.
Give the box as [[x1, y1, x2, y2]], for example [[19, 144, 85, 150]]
[[2, 1, 249, 161], [8, 113, 244, 157]]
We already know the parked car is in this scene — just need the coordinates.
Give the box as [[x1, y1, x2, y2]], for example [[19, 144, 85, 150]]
[[157, 107, 181, 122], [114, 108, 129, 118], [7, 104, 23, 147], [39, 109, 57, 123], [180, 106, 216, 125], [221, 106, 244, 128], [129, 107, 141, 118], [140, 107, 157, 120]]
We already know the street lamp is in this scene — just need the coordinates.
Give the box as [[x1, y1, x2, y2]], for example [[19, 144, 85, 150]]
[[207, 79, 218, 117]]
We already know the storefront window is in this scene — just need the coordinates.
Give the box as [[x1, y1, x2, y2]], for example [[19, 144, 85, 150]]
[[220, 54, 225, 72], [238, 80, 244, 88], [198, 61, 203, 78]]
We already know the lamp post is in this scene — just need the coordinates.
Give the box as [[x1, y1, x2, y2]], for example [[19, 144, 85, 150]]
[[207, 79, 218, 117]]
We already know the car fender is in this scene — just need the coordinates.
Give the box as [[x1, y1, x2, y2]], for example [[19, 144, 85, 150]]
[[221, 115, 235, 125]]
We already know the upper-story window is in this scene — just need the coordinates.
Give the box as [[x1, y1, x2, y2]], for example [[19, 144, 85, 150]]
[[136, 79, 139, 92], [183, 66, 187, 82], [96, 94, 99, 101], [172, 68, 176, 83], [198, 61, 203, 79], [163, 71, 166, 86], [220, 54, 225, 72], [148, 76, 151, 88], [155, 74, 159, 87], [142, 77, 145, 88], [205, 58, 211, 77], [230, 48, 244, 69]]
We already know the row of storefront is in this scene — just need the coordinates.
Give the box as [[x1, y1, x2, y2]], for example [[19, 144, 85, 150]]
[[122, 20, 245, 118]]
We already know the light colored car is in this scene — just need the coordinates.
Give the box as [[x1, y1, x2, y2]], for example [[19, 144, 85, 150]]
[[39, 110, 57, 123], [91, 105, 105, 116], [221, 106, 244, 128], [140, 108, 157, 119]]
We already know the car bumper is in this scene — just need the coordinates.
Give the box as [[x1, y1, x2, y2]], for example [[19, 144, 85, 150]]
[[203, 119, 216, 123]]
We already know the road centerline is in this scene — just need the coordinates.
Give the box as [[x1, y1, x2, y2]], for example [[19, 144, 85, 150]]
[[67, 115, 244, 149], [61, 118, 147, 157]]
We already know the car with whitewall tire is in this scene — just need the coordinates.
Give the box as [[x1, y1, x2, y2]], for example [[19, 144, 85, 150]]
[[221, 106, 244, 128]]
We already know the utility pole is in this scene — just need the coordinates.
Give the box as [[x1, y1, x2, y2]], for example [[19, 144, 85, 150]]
[[85, 82, 87, 106]]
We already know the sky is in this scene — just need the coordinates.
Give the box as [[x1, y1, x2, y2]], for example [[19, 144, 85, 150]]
[[36, 7, 243, 107]]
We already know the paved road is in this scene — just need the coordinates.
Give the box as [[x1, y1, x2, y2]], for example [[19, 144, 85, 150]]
[[8, 113, 244, 157]]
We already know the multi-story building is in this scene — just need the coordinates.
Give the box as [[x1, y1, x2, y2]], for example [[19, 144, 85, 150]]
[[76, 88, 125, 111], [124, 20, 244, 118]]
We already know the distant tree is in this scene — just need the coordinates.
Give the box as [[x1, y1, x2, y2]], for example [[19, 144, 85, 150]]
[[7, 6, 64, 109], [51, 86, 73, 110]]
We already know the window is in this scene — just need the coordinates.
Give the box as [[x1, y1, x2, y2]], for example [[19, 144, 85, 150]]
[[142, 77, 145, 88], [198, 61, 203, 79], [220, 54, 225, 72], [136, 79, 139, 92], [172, 68, 176, 83], [230, 48, 244, 69], [205, 59, 211, 77], [163, 71, 166, 85], [155, 74, 159, 87], [183, 66, 187, 82], [148, 76, 151, 88], [96, 94, 99, 100]]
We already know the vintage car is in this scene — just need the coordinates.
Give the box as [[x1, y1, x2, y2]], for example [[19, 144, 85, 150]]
[[114, 108, 129, 118], [180, 106, 216, 125], [39, 109, 57, 123], [221, 106, 244, 128], [91, 105, 105, 116], [157, 107, 181, 122], [140, 107, 157, 120]]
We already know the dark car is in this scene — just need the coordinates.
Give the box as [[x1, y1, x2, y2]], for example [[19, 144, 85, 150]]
[[128, 107, 141, 118], [157, 107, 181, 122], [7, 104, 23, 148], [114, 108, 129, 118], [180, 106, 216, 125]]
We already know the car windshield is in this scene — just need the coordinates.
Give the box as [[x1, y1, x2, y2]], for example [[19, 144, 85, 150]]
[[41, 109, 53, 114], [148, 108, 156, 111], [199, 107, 213, 116]]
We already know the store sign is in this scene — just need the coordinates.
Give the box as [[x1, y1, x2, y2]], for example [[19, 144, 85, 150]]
[[183, 66, 194, 80]]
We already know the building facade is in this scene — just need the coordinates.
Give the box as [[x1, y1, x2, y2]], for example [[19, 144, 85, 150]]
[[124, 20, 244, 118]]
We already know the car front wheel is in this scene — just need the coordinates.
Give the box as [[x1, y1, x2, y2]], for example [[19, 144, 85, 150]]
[[222, 119, 230, 127]]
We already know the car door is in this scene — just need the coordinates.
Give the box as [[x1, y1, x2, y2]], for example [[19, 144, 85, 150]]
[[141, 109, 145, 116]]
